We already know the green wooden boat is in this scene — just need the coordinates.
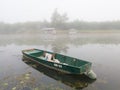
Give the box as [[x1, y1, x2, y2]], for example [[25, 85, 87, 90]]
[[22, 48, 97, 79]]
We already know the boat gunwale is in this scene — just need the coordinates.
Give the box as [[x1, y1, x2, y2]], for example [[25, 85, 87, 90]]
[[22, 49, 92, 74], [35, 49, 92, 66], [23, 54, 72, 74], [23, 51, 83, 69]]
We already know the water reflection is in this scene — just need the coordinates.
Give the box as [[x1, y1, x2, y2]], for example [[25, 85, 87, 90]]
[[0, 31, 120, 90], [0, 33, 120, 53], [51, 36, 69, 53], [0, 34, 120, 46], [22, 57, 95, 89]]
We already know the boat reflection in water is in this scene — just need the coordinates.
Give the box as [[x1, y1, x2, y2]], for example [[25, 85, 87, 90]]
[[22, 57, 95, 89]]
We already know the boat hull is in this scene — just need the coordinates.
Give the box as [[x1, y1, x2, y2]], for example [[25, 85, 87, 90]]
[[23, 54, 81, 74], [22, 49, 96, 79]]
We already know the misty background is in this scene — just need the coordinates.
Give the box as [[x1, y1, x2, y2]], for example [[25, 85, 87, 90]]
[[1, 9, 120, 34], [0, 0, 120, 34]]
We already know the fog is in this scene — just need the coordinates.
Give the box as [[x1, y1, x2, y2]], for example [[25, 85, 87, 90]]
[[0, 0, 120, 23], [0, 0, 120, 90]]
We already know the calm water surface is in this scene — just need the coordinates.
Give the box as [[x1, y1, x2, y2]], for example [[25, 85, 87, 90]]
[[0, 33, 120, 90]]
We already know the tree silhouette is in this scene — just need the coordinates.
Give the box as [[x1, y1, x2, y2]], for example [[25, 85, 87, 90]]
[[51, 9, 68, 29]]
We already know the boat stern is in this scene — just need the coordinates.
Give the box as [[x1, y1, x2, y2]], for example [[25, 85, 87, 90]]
[[84, 70, 97, 79]]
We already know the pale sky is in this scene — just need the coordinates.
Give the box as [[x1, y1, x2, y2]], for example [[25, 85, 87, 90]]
[[0, 0, 120, 23]]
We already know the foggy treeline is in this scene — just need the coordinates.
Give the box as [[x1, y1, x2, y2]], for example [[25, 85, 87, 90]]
[[0, 9, 120, 34]]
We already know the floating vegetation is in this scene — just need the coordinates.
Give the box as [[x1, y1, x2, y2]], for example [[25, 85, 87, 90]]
[[25, 73, 30, 77], [0, 71, 64, 90], [25, 76, 30, 80], [12, 87, 17, 90], [20, 81, 24, 84], [24, 73, 30, 80], [0, 72, 35, 90], [34, 87, 39, 90], [3, 82, 8, 86], [97, 79, 108, 84]]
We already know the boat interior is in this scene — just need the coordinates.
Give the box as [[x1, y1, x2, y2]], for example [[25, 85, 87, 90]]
[[25, 49, 90, 67]]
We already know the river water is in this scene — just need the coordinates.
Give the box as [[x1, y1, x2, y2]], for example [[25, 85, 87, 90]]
[[0, 32, 120, 90]]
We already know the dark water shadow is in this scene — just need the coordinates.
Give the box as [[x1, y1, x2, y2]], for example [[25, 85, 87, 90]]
[[22, 57, 96, 90]]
